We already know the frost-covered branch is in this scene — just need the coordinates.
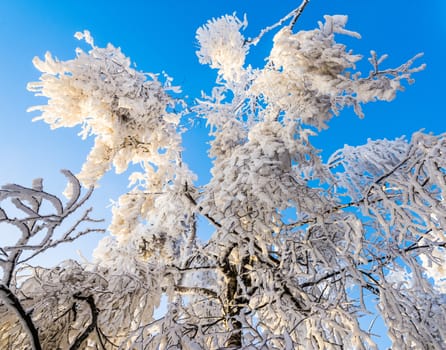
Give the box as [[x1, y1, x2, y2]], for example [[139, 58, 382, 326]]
[[0, 172, 104, 349], [246, 0, 310, 46], [289, 0, 311, 30], [174, 285, 217, 299], [0, 284, 41, 350], [0, 170, 105, 283], [69, 293, 99, 350]]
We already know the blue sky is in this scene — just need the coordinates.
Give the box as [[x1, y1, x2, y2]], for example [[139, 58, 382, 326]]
[[0, 0, 444, 265], [0, 1, 444, 347]]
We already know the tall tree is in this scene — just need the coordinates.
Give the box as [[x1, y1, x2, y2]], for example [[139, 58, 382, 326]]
[[1, 2, 445, 349]]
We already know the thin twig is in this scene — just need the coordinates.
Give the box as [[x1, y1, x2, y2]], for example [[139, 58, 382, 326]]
[[246, 0, 310, 46], [289, 0, 311, 30]]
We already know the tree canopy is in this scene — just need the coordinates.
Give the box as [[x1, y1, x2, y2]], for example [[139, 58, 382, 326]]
[[1, 1, 445, 349]]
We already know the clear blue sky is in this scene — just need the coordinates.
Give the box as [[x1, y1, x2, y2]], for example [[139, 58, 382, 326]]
[[0, 1, 444, 347]]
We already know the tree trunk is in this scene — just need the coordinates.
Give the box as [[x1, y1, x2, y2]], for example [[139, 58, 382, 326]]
[[224, 262, 242, 348]]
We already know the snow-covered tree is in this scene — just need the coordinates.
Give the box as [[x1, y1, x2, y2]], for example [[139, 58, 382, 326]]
[[1, 1, 445, 348]]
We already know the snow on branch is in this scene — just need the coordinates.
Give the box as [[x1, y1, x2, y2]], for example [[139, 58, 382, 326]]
[[0, 170, 104, 276], [0, 171, 105, 349], [196, 13, 248, 82], [250, 14, 425, 129], [27, 32, 184, 188]]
